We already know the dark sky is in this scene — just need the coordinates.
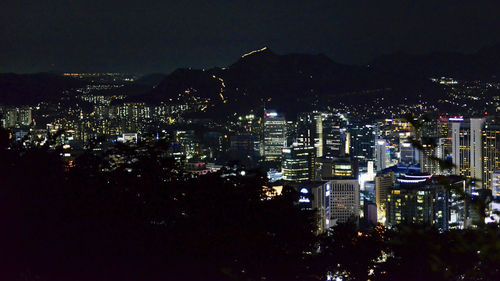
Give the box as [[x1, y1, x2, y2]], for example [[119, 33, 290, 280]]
[[1, 0, 499, 74]]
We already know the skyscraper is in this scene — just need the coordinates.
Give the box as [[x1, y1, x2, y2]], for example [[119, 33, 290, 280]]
[[375, 171, 394, 223], [296, 112, 324, 157], [262, 111, 286, 161], [452, 120, 471, 177], [452, 118, 485, 188], [282, 145, 316, 182], [375, 139, 391, 171], [327, 179, 360, 227], [482, 120, 500, 190]]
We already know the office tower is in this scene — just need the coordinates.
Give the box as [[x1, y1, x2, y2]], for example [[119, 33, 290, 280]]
[[437, 117, 454, 156], [296, 112, 324, 156], [386, 180, 434, 226], [282, 145, 315, 182], [387, 175, 452, 230], [17, 107, 32, 126], [470, 118, 485, 186], [452, 118, 485, 188], [492, 171, 500, 199], [375, 139, 391, 171], [327, 179, 360, 226], [349, 123, 375, 165], [420, 144, 438, 175], [437, 116, 451, 138], [315, 157, 357, 180], [323, 114, 347, 158], [359, 161, 376, 186], [375, 171, 394, 223], [262, 111, 286, 161], [452, 120, 470, 177], [482, 120, 500, 190], [400, 142, 417, 165], [332, 158, 356, 178], [436, 137, 452, 162]]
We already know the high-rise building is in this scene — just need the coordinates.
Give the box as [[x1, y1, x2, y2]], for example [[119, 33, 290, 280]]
[[470, 118, 485, 186], [482, 120, 500, 190], [452, 120, 470, 177], [375, 139, 391, 171], [327, 179, 360, 227], [349, 123, 375, 165], [387, 180, 434, 226], [419, 144, 438, 175], [282, 145, 316, 182], [400, 142, 417, 165], [452, 118, 485, 188], [375, 171, 394, 223], [315, 157, 357, 180], [323, 115, 347, 158], [386, 175, 451, 230], [262, 111, 286, 161], [492, 171, 500, 199], [296, 112, 323, 156]]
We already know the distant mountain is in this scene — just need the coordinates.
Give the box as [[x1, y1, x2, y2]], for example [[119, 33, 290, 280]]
[[134, 73, 167, 87], [0, 73, 85, 105], [131, 47, 445, 117], [2, 44, 498, 115]]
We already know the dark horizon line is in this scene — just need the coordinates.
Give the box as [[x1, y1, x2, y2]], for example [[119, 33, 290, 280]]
[[3, 42, 499, 77]]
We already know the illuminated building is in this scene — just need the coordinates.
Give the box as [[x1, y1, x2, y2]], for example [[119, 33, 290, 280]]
[[375, 171, 394, 223], [419, 144, 438, 174], [332, 160, 355, 178], [0, 106, 32, 128], [296, 112, 324, 156], [323, 114, 348, 158], [349, 123, 375, 165], [482, 121, 500, 190], [119, 133, 138, 143], [452, 120, 470, 177], [282, 145, 315, 182], [327, 179, 360, 227], [400, 142, 417, 165], [387, 181, 433, 226], [470, 118, 485, 187], [452, 118, 485, 187], [359, 160, 376, 192], [386, 175, 450, 230], [315, 157, 357, 180], [262, 111, 286, 161], [267, 170, 283, 182], [492, 171, 500, 199], [375, 139, 391, 171]]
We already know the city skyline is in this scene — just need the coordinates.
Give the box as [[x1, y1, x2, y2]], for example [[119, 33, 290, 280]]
[[2, 1, 500, 280]]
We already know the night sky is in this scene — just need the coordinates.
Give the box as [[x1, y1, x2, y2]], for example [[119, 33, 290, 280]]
[[1, 0, 499, 74]]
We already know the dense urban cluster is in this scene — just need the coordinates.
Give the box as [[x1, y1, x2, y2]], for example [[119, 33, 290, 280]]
[[1, 73, 500, 280]]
